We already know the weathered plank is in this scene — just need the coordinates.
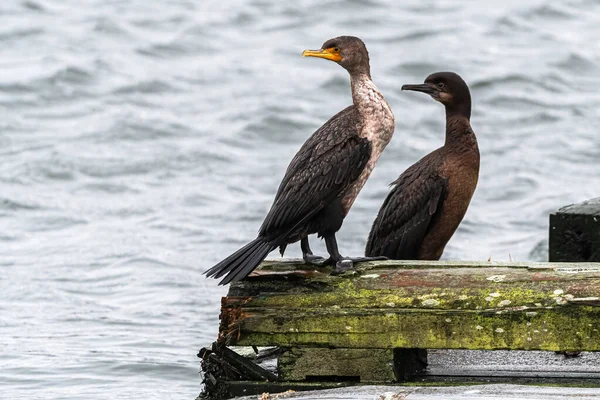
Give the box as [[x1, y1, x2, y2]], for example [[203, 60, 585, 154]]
[[278, 347, 396, 382], [550, 197, 600, 262], [219, 260, 600, 351]]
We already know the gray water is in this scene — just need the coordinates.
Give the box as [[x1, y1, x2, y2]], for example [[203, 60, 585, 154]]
[[1, 0, 599, 399]]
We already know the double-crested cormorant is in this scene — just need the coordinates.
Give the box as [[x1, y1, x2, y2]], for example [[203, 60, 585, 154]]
[[205, 36, 395, 285], [365, 72, 479, 260]]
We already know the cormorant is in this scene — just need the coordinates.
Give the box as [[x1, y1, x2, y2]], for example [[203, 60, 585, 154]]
[[365, 72, 479, 260], [205, 36, 395, 285]]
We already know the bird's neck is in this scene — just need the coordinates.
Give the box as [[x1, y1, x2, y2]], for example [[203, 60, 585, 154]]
[[349, 72, 395, 152], [350, 72, 380, 116], [444, 114, 476, 151]]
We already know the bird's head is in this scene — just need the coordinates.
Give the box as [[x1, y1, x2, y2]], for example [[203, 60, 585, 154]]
[[402, 72, 471, 118], [302, 36, 370, 77]]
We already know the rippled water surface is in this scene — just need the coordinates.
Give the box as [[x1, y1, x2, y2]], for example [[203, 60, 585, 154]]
[[1, 0, 599, 398]]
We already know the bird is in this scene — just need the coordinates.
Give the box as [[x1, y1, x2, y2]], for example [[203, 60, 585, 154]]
[[365, 72, 479, 260], [205, 36, 395, 285]]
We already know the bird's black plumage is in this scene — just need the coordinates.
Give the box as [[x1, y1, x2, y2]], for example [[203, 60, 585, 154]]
[[260, 107, 371, 241], [206, 108, 371, 285], [366, 151, 448, 259], [366, 72, 479, 261], [206, 36, 395, 285]]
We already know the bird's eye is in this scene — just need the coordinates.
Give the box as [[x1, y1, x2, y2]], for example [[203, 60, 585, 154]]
[[437, 82, 445, 89], [333, 47, 340, 52]]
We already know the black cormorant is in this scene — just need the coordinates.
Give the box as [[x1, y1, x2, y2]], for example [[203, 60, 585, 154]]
[[365, 72, 479, 260], [205, 36, 395, 285]]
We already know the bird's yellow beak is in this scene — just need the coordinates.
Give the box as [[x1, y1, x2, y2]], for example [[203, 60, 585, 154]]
[[302, 47, 342, 62]]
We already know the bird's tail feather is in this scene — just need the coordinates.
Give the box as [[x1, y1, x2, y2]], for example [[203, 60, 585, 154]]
[[205, 237, 275, 285]]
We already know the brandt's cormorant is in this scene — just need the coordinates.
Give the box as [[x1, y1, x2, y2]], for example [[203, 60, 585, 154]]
[[365, 72, 479, 260], [206, 36, 395, 285]]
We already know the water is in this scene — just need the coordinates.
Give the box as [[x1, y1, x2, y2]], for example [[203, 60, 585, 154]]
[[1, 0, 599, 399]]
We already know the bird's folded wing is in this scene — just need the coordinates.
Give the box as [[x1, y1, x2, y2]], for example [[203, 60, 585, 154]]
[[366, 158, 448, 259], [259, 108, 371, 240]]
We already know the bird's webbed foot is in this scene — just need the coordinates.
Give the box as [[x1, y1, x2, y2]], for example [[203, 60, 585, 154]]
[[348, 255, 388, 263], [301, 237, 327, 265], [330, 256, 388, 275], [303, 252, 327, 265], [332, 258, 354, 275]]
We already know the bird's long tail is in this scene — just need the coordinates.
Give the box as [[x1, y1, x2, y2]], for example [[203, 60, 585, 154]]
[[204, 237, 275, 285]]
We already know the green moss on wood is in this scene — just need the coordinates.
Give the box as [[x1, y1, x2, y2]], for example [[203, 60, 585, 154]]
[[233, 307, 600, 350], [220, 260, 600, 351], [278, 347, 396, 382]]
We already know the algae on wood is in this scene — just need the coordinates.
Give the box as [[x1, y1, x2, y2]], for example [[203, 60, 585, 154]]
[[278, 347, 395, 382], [219, 260, 600, 351]]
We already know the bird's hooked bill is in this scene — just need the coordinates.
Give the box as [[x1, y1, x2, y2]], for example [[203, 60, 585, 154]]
[[302, 48, 342, 62], [401, 84, 436, 95]]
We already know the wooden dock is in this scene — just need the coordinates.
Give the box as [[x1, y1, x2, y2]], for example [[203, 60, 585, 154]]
[[220, 260, 600, 351], [198, 198, 600, 399]]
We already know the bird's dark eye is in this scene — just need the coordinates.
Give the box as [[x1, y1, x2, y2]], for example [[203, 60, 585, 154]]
[[437, 82, 445, 89], [333, 47, 340, 52]]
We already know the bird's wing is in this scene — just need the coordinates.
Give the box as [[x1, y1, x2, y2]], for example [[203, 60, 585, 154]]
[[365, 150, 448, 259], [259, 106, 371, 240]]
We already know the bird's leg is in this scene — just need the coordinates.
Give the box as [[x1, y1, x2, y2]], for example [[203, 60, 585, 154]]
[[324, 234, 388, 274], [323, 234, 352, 273], [301, 237, 326, 264]]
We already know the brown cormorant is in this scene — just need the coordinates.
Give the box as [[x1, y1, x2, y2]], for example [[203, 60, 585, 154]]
[[205, 36, 395, 285], [365, 72, 479, 260]]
